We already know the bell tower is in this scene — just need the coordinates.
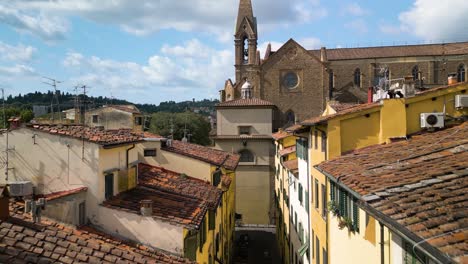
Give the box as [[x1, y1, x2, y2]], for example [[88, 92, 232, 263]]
[[234, 0, 258, 83]]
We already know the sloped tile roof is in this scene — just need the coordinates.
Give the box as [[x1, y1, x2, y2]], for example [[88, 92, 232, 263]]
[[309, 41, 468, 61], [329, 102, 360, 112], [29, 125, 145, 146], [41, 187, 88, 202], [0, 202, 193, 264], [103, 164, 222, 229], [138, 163, 222, 210], [216, 98, 275, 108], [272, 130, 291, 141], [106, 105, 141, 114], [279, 146, 296, 157], [317, 122, 468, 262], [162, 140, 240, 170], [302, 102, 380, 126], [212, 134, 272, 140], [283, 159, 298, 172]]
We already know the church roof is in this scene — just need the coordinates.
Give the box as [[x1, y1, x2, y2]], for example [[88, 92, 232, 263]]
[[309, 41, 468, 61], [216, 98, 275, 108]]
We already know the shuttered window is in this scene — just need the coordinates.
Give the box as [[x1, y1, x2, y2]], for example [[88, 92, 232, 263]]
[[208, 210, 216, 230]]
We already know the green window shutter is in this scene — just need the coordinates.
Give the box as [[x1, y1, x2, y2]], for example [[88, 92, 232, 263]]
[[305, 190, 309, 213], [299, 183, 303, 204], [330, 182, 335, 201], [353, 200, 359, 232], [339, 189, 345, 216], [209, 211, 215, 230], [213, 171, 221, 186], [184, 232, 198, 261]]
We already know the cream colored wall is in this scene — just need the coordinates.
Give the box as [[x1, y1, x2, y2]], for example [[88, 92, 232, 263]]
[[216, 108, 273, 136], [329, 210, 388, 264], [235, 165, 272, 224], [42, 192, 87, 226], [96, 206, 184, 255], [215, 140, 272, 166], [136, 141, 212, 182]]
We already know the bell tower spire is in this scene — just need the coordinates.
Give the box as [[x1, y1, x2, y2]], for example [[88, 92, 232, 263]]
[[234, 0, 258, 82]]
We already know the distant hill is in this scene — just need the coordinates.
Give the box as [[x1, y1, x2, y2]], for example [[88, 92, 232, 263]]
[[5, 91, 219, 115]]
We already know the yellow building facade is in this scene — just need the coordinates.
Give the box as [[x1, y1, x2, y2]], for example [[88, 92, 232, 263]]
[[300, 83, 468, 264]]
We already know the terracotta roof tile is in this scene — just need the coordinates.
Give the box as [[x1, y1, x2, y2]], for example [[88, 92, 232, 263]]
[[329, 102, 360, 112], [216, 98, 275, 108], [103, 164, 222, 229], [318, 122, 468, 262], [272, 130, 291, 140], [310, 41, 468, 60], [106, 105, 141, 114], [29, 124, 147, 146], [283, 159, 298, 172], [0, 202, 193, 263], [302, 102, 380, 125], [162, 140, 240, 170], [213, 134, 272, 140], [41, 187, 88, 202], [279, 146, 296, 157]]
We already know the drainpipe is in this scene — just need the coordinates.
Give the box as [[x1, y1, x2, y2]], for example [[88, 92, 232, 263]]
[[126, 144, 135, 169], [380, 222, 385, 264]]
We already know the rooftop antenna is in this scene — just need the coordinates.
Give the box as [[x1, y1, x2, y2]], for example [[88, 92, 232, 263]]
[[42, 76, 63, 122], [169, 117, 174, 140]]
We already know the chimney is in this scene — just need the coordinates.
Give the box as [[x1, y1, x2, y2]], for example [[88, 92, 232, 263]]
[[368, 87, 373, 103], [0, 186, 10, 221], [403, 76, 416, 97], [320, 47, 328, 62], [448, 74, 457, 85], [7, 117, 21, 129], [140, 200, 153, 216]]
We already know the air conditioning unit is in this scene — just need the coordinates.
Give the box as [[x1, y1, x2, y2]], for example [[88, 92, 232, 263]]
[[455, 94, 468, 108], [9, 181, 33, 197], [420, 113, 444, 129]]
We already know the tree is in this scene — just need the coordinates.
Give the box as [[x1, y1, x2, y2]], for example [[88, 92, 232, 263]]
[[149, 111, 211, 146]]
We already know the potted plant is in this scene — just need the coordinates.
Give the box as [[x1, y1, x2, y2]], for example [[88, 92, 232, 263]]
[[327, 201, 339, 216]]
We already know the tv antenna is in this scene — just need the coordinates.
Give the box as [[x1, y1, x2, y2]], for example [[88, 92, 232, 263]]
[[42, 76, 63, 122]]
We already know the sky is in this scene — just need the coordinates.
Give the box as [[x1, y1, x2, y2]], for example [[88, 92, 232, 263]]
[[0, 0, 467, 104]]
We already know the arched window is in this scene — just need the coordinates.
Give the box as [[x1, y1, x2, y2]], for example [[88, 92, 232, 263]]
[[286, 110, 295, 124], [457, 64, 466, 82], [354, 68, 361, 87], [242, 36, 248, 64], [412, 65, 419, 80], [239, 149, 254, 162]]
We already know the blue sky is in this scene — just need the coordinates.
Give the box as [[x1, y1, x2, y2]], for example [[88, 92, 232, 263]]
[[0, 0, 467, 104]]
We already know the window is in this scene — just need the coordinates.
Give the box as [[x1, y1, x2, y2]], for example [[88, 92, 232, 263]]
[[296, 138, 308, 160], [457, 64, 466, 82], [294, 212, 298, 231], [298, 183, 303, 205], [212, 170, 222, 186], [314, 130, 318, 150], [312, 230, 314, 258], [323, 248, 328, 264], [78, 202, 86, 226], [135, 116, 143, 125], [239, 126, 251, 135], [208, 210, 216, 230], [412, 65, 419, 81], [92, 115, 98, 123], [354, 68, 361, 87], [336, 187, 360, 232], [242, 36, 248, 64], [198, 218, 206, 252], [315, 180, 319, 209], [283, 72, 299, 89], [286, 111, 295, 124], [321, 184, 327, 217], [239, 149, 254, 162], [104, 174, 114, 199], [305, 190, 309, 213], [144, 149, 157, 157], [403, 241, 427, 264], [321, 131, 327, 153], [328, 70, 334, 91], [316, 237, 320, 264]]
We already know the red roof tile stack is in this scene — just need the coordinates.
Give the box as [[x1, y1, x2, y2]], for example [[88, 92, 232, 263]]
[[29, 125, 146, 146], [216, 98, 275, 108], [0, 202, 193, 264], [102, 164, 223, 229], [162, 140, 240, 170], [317, 122, 468, 263]]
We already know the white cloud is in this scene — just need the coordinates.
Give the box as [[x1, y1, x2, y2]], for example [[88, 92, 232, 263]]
[[62, 39, 234, 103], [397, 0, 468, 41], [0, 4, 68, 41], [342, 3, 369, 16], [300, 37, 322, 49], [0, 64, 36, 76], [1, 0, 327, 42], [345, 19, 368, 34], [0, 42, 36, 62]]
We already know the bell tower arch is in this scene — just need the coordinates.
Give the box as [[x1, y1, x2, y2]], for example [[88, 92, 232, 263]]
[[234, 0, 258, 83]]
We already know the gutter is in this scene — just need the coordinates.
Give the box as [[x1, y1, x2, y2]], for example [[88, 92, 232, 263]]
[[316, 165, 454, 264], [126, 144, 135, 169]]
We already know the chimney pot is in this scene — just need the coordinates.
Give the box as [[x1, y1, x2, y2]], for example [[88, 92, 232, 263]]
[[140, 200, 153, 216]]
